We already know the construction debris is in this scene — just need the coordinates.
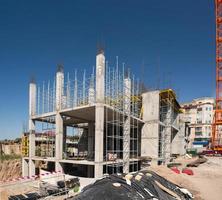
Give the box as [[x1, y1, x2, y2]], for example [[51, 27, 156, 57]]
[[8, 177, 80, 200], [186, 156, 207, 167]]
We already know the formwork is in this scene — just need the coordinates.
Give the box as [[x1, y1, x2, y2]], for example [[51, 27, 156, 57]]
[[159, 89, 180, 163]]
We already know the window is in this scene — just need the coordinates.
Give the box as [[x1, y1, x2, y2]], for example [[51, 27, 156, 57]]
[[197, 107, 202, 112], [196, 127, 202, 131], [195, 127, 202, 136], [206, 107, 208, 111], [197, 118, 202, 124]]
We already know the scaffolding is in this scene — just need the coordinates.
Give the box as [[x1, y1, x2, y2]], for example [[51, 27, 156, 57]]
[[35, 116, 56, 157], [159, 89, 180, 163], [28, 54, 143, 177], [104, 58, 142, 174], [21, 133, 29, 157], [35, 68, 95, 115]]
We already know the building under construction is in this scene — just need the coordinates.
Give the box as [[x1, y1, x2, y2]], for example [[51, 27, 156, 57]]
[[22, 51, 185, 178], [141, 90, 186, 164]]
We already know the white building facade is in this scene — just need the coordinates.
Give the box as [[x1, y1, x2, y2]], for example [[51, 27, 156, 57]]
[[181, 97, 215, 150]]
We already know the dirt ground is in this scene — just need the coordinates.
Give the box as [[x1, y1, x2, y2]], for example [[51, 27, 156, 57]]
[[0, 159, 21, 182], [1, 157, 221, 200], [150, 156, 222, 200]]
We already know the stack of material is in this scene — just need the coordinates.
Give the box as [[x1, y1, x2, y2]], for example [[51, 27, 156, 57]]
[[9, 193, 41, 200], [72, 170, 193, 200], [39, 182, 68, 197], [186, 156, 207, 167]]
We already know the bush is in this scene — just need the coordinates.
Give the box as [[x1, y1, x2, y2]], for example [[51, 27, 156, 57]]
[[0, 154, 21, 161]]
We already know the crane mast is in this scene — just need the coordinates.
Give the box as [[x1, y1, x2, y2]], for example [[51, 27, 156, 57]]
[[212, 0, 222, 150]]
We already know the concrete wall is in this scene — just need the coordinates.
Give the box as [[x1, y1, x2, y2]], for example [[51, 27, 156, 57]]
[[141, 123, 159, 159], [1, 144, 21, 155], [142, 91, 160, 122], [141, 91, 160, 159]]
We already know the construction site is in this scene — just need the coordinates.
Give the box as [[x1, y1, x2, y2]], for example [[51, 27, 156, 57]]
[[20, 49, 186, 179], [1, 1, 222, 200]]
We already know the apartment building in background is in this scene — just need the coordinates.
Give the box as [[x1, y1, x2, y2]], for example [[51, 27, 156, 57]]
[[181, 97, 215, 150]]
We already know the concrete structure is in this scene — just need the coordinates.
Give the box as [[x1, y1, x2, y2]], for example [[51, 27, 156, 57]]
[[181, 97, 215, 150], [22, 51, 188, 177], [22, 51, 143, 178], [141, 89, 185, 164], [0, 142, 21, 155]]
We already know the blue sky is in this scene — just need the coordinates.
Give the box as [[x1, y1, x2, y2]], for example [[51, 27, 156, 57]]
[[0, 0, 215, 139]]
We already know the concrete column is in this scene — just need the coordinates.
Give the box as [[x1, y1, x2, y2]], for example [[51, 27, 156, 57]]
[[55, 113, 63, 160], [141, 91, 160, 162], [22, 158, 29, 177], [55, 162, 63, 172], [28, 80, 36, 177], [29, 81, 36, 157], [89, 87, 95, 105], [96, 50, 105, 103], [95, 104, 104, 178], [94, 50, 105, 178], [55, 66, 64, 169], [29, 159, 35, 176], [123, 78, 131, 173], [56, 65, 64, 111], [29, 80, 36, 117]]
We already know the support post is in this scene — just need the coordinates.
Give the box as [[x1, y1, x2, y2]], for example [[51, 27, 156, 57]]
[[22, 158, 29, 177], [123, 77, 131, 173], [94, 50, 105, 178], [29, 160, 35, 177], [28, 80, 36, 176], [55, 66, 64, 172]]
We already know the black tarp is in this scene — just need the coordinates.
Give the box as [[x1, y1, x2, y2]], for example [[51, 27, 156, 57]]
[[72, 171, 193, 200]]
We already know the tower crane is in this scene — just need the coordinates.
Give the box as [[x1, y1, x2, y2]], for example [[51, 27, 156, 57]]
[[211, 0, 222, 153]]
